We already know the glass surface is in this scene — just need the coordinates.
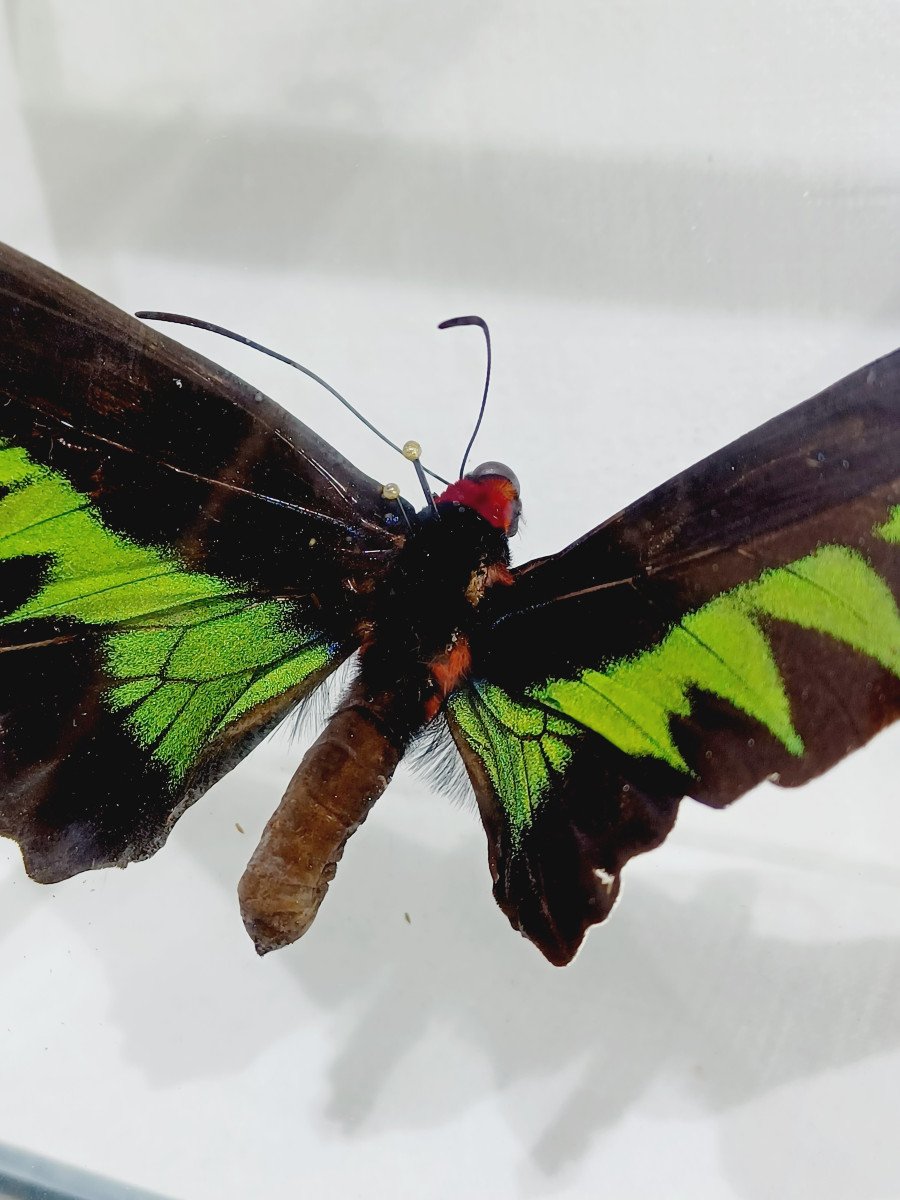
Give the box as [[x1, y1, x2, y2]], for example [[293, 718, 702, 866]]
[[0, 1142, 171, 1200], [0, 2, 897, 1198]]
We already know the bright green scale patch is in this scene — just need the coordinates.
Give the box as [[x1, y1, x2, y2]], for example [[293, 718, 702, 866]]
[[540, 541, 900, 773], [450, 683, 579, 834], [0, 444, 336, 781], [877, 505, 900, 543], [453, 512, 900, 841]]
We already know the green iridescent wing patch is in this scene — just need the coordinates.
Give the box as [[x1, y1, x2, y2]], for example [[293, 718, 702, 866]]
[[537, 541, 900, 775], [452, 527, 900, 841], [448, 683, 579, 841], [0, 242, 410, 889], [877, 504, 900, 543], [0, 443, 339, 783], [104, 603, 334, 781]]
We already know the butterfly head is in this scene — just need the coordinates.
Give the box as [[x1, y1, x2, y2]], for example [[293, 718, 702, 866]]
[[436, 461, 521, 536]]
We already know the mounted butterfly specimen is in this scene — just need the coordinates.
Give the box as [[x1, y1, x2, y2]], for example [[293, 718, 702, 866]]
[[0, 243, 897, 966]]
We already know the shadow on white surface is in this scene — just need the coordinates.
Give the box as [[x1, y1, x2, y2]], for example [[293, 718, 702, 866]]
[[9, 753, 893, 1200], [17, 109, 900, 325]]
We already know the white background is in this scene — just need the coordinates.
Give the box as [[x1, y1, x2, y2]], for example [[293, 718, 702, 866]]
[[1, 2, 899, 1197]]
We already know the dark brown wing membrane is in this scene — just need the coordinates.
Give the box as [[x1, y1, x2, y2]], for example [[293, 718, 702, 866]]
[[0, 618, 340, 884], [451, 347, 900, 965], [0, 244, 407, 881], [482, 347, 900, 688], [0, 242, 406, 628]]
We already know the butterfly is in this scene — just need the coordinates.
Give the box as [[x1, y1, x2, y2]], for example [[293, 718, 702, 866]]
[[0, 243, 896, 966]]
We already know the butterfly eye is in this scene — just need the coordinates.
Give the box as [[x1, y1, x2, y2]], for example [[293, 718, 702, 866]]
[[468, 460, 520, 496], [467, 461, 522, 536]]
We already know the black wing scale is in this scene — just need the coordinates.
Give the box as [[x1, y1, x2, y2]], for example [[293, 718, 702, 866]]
[[0, 243, 406, 881], [450, 349, 900, 964]]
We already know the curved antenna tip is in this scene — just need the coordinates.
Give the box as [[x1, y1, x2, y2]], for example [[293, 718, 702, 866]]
[[439, 316, 492, 479], [438, 314, 488, 333]]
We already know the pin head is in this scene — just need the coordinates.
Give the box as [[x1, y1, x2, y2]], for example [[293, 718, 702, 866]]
[[402, 440, 422, 462], [381, 482, 401, 501]]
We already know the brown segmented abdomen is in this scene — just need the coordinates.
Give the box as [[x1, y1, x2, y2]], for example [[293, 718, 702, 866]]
[[237, 680, 405, 955], [237, 504, 514, 954]]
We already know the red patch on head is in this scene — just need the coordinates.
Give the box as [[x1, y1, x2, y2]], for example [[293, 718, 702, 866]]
[[436, 475, 519, 532]]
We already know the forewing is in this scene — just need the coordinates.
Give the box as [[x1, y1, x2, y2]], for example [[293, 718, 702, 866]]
[[449, 348, 900, 964], [0, 242, 405, 611], [0, 244, 404, 880]]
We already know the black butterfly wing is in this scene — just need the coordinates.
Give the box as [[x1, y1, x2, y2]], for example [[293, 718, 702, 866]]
[[448, 348, 900, 964], [0, 243, 406, 882]]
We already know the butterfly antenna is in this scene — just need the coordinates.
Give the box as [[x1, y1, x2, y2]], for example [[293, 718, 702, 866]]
[[136, 311, 451, 487], [438, 315, 492, 479]]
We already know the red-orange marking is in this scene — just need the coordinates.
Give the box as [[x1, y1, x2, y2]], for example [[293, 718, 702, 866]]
[[435, 476, 519, 532], [426, 637, 473, 719]]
